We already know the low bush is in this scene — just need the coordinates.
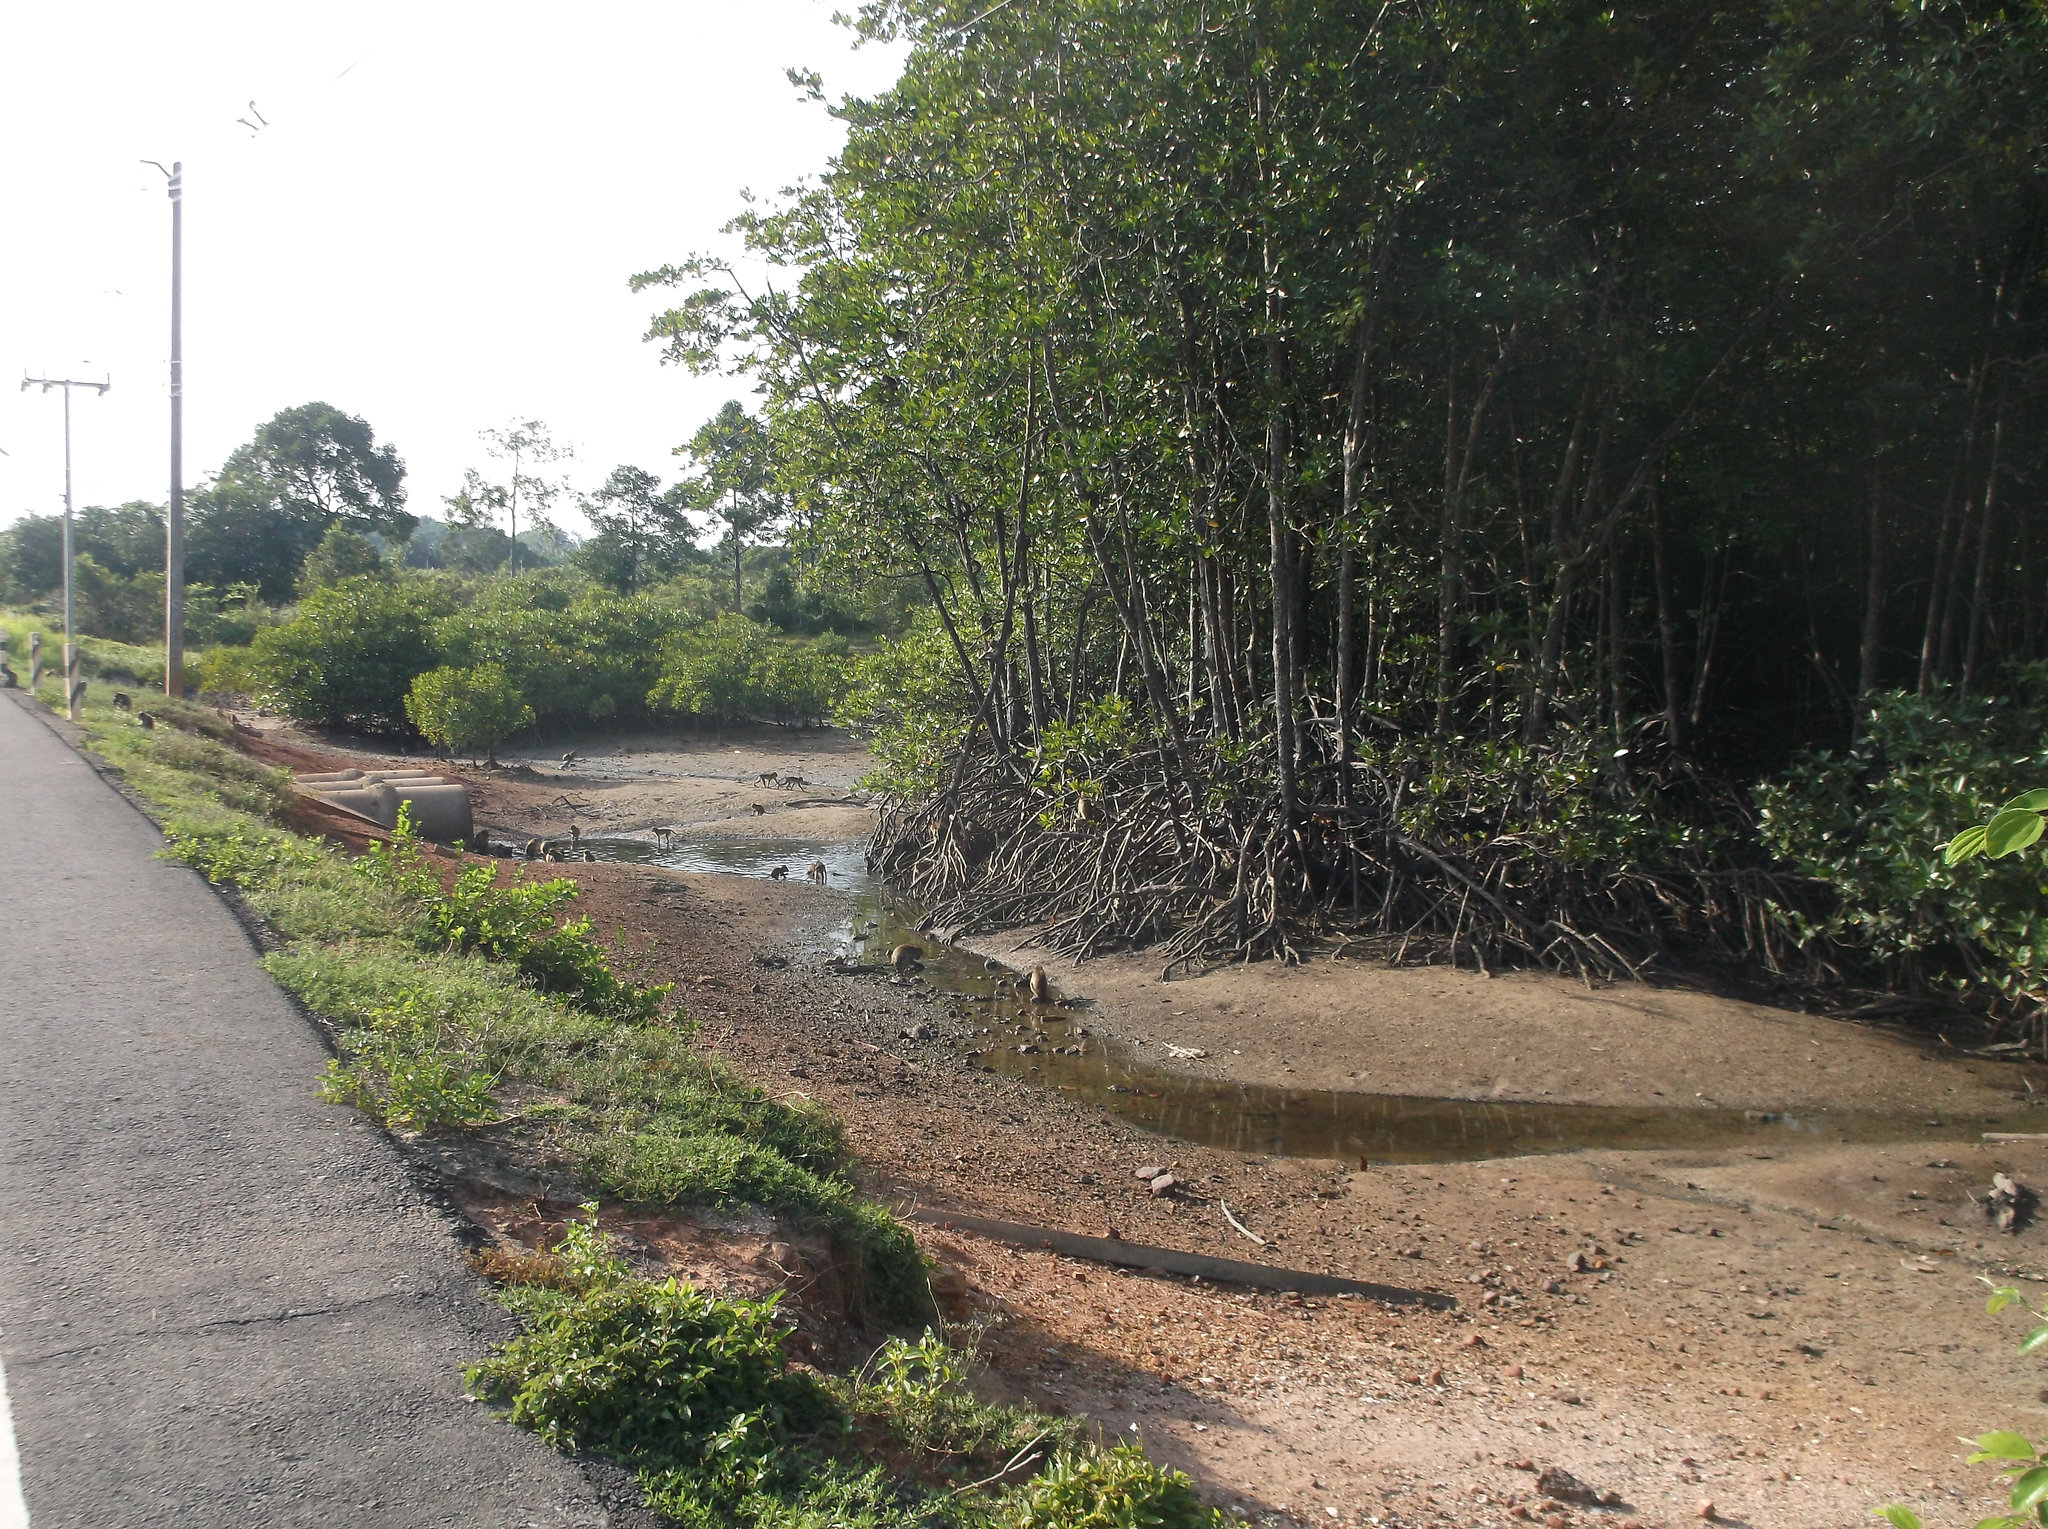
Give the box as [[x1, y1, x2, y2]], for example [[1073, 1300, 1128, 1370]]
[[247, 575, 452, 730], [649, 614, 851, 725], [404, 662, 534, 762], [1755, 680, 2048, 1031]]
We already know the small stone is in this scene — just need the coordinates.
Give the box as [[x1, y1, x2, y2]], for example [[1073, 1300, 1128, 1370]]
[[1696, 1501, 1717, 1521], [1565, 1250, 1591, 1273], [1503, 1364, 1525, 1379], [901, 1022, 933, 1040], [1134, 1165, 1167, 1180], [1149, 1173, 1180, 1196], [1461, 1333, 1487, 1348], [1543, 1279, 1563, 1294]]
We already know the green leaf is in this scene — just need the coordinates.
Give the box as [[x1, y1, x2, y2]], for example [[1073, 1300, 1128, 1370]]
[[1986, 809, 2046, 859], [2020, 1325, 2048, 1357], [2011, 1465, 2048, 1512], [1946, 824, 1990, 865], [1990, 1287, 2023, 1314], [1977, 1432, 2040, 1461], [2007, 791, 2048, 812], [1874, 1508, 1922, 1529]]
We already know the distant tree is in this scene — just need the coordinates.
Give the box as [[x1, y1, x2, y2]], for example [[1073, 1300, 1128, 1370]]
[[298, 526, 388, 593], [574, 465, 697, 593], [676, 402, 781, 613], [445, 420, 572, 575], [188, 403, 411, 602], [405, 663, 534, 762], [440, 523, 512, 574], [0, 503, 167, 603]]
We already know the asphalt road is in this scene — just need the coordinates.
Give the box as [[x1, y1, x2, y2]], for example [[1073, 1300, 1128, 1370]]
[[0, 692, 620, 1527]]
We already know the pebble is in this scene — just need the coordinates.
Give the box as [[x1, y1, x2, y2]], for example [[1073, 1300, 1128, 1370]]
[[1149, 1173, 1180, 1196], [1134, 1165, 1167, 1181], [1697, 1502, 1717, 1520]]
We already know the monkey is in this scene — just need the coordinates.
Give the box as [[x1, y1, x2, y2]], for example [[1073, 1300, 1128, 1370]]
[[112, 691, 131, 710], [0, 663, 16, 689], [136, 711, 156, 730], [757, 771, 778, 787], [890, 943, 924, 972], [769, 865, 789, 880], [560, 749, 581, 771], [780, 774, 809, 790], [545, 846, 563, 862], [583, 850, 596, 862], [523, 838, 540, 860], [806, 861, 827, 883], [750, 803, 767, 816], [70, 680, 87, 708], [569, 824, 581, 842], [472, 829, 492, 855], [1028, 965, 1051, 1002]]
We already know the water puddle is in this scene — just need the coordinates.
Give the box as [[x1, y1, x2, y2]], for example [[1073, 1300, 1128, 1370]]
[[582, 834, 2048, 1164], [567, 834, 876, 894]]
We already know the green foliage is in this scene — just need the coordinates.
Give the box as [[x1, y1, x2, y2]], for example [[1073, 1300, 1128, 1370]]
[[432, 577, 685, 732], [189, 402, 413, 602], [317, 990, 499, 1129], [247, 575, 452, 730], [298, 526, 390, 593], [466, 1270, 833, 1483], [404, 662, 534, 761], [357, 808, 669, 1021], [1755, 687, 2048, 1024], [1012, 1447, 1223, 1529], [468, 1216, 1161, 1529], [836, 612, 973, 797], [649, 614, 849, 724]]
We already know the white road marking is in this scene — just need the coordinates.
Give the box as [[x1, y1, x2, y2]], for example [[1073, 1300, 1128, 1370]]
[[0, 1350, 27, 1528]]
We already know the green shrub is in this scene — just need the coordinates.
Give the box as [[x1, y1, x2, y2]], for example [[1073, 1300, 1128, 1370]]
[[298, 526, 389, 593], [248, 575, 451, 730], [1755, 682, 2048, 1025], [835, 612, 973, 797], [1011, 1447, 1223, 1529], [649, 614, 849, 725], [357, 809, 669, 1020], [404, 662, 534, 761]]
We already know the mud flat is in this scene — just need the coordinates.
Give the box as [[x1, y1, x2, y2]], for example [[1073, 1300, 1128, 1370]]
[[227, 712, 2048, 1526]]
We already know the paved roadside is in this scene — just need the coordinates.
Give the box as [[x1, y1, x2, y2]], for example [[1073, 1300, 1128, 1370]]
[[0, 693, 614, 1527]]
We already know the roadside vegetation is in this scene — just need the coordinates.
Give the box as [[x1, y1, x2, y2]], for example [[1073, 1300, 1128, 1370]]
[[13, 670, 1218, 1526]]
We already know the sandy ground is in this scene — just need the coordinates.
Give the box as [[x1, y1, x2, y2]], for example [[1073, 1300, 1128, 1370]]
[[957, 935, 2034, 1116], [226, 716, 2048, 1527]]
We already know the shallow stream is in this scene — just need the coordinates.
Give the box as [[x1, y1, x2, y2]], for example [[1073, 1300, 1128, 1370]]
[[575, 831, 2043, 1165]]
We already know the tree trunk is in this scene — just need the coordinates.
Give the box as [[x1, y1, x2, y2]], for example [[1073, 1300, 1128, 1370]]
[[1856, 437, 1885, 722], [1650, 481, 1685, 754], [1961, 375, 2013, 699]]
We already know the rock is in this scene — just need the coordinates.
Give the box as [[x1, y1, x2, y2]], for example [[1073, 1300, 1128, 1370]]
[[1503, 1364, 1524, 1378], [1134, 1165, 1167, 1180], [1149, 1173, 1181, 1196], [1564, 1250, 1591, 1273], [1696, 1501, 1717, 1521], [1535, 1466, 1619, 1507], [1542, 1279, 1563, 1294], [928, 1263, 972, 1312], [902, 1022, 933, 1040]]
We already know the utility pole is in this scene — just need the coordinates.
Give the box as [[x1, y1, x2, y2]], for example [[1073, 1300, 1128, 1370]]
[[145, 160, 185, 697], [20, 374, 111, 721]]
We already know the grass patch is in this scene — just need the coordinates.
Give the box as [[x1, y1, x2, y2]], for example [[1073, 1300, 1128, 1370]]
[[33, 680, 1225, 1526], [467, 1212, 1216, 1529], [0, 608, 198, 693]]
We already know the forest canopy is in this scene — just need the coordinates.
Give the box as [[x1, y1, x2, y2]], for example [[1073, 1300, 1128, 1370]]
[[638, 0, 2048, 1009]]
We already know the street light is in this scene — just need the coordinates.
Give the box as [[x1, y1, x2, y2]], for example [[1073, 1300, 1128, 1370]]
[[20, 373, 111, 720]]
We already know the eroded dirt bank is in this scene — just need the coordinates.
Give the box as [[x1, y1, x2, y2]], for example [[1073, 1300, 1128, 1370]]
[[237, 717, 2048, 1528]]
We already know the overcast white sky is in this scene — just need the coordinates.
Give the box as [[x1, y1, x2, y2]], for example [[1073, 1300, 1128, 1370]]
[[0, 2, 907, 535]]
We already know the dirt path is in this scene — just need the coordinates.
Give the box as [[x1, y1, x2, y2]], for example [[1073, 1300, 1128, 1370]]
[[236, 717, 2048, 1527]]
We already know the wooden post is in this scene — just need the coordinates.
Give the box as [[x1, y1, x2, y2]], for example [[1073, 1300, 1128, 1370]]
[[29, 632, 41, 691]]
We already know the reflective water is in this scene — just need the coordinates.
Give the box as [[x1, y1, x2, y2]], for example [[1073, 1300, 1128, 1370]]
[[581, 832, 2047, 1163]]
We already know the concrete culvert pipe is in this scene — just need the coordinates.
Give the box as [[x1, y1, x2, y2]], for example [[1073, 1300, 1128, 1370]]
[[294, 773, 474, 845]]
